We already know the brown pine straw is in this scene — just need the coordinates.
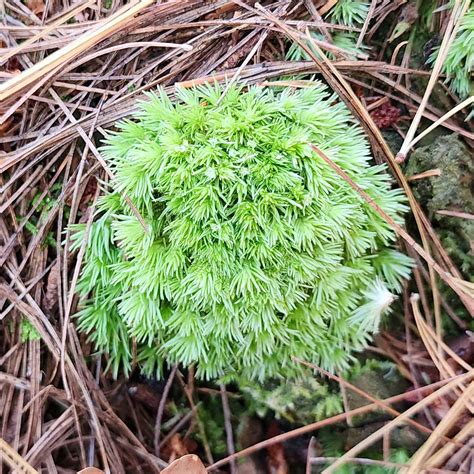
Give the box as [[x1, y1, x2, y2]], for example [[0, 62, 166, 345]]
[[1, 0, 473, 471], [0, 0, 155, 102], [322, 369, 474, 474], [424, 419, 474, 469], [220, 383, 237, 474], [406, 169, 442, 181], [396, 0, 471, 162], [409, 96, 474, 148], [0, 437, 38, 473], [404, 296, 474, 473], [411, 295, 473, 403], [436, 210, 474, 220], [207, 372, 471, 471], [310, 457, 460, 473], [0, 0, 95, 64], [0, 280, 111, 472]]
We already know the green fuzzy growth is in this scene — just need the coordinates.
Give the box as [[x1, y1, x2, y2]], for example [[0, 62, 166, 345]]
[[238, 359, 400, 426], [240, 376, 344, 424], [73, 83, 411, 381], [327, 0, 369, 26], [287, 0, 369, 62], [20, 319, 41, 343], [286, 31, 367, 62], [429, 6, 474, 99]]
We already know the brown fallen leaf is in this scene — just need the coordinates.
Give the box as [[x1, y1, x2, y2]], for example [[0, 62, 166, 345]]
[[161, 454, 206, 474], [78, 468, 105, 474], [169, 433, 188, 459], [27, 0, 45, 15]]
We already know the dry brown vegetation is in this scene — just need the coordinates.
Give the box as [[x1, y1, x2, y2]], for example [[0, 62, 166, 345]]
[[0, 0, 473, 472]]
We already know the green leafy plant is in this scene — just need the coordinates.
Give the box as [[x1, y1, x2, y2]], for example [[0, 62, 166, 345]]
[[73, 82, 411, 380], [286, 31, 367, 61], [327, 0, 369, 26], [286, 0, 369, 63], [429, 6, 474, 99]]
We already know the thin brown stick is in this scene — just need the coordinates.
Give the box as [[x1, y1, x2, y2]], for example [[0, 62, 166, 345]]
[[154, 364, 178, 457], [292, 357, 459, 445], [220, 384, 236, 474]]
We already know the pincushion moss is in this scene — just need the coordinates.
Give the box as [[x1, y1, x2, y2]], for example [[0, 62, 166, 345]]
[[72, 83, 411, 380]]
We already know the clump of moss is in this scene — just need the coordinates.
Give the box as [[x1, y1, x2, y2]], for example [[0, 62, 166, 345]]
[[239, 375, 343, 424], [238, 359, 402, 426], [73, 83, 411, 380], [20, 319, 41, 343]]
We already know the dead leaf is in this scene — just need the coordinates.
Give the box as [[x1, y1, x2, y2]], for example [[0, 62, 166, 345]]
[[169, 433, 188, 459], [27, 0, 45, 15], [161, 454, 206, 474], [78, 468, 105, 474]]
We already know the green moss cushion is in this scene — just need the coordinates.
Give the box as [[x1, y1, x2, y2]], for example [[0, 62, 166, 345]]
[[72, 83, 411, 380]]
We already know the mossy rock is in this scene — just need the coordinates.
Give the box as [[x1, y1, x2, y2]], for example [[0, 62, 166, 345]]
[[345, 364, 408, 425], [405, 134, 473, 277], [345, 422, 426, 453], [239, 360, 402, 426]]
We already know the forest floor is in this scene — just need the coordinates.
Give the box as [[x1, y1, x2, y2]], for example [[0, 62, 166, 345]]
[[0, 0, 473, 473]]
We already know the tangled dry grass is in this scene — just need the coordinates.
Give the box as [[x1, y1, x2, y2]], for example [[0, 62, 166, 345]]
[[0, 0, 473, 472]]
